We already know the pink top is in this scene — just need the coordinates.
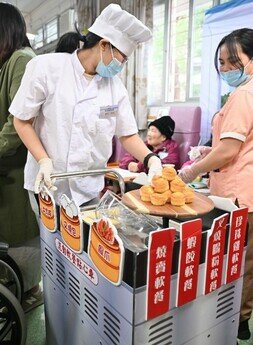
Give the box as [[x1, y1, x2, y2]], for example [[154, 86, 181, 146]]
[[119, 139, 180, 172], [210, 78, 253, 212]]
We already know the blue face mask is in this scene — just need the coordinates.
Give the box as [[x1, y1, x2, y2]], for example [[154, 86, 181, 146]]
[[96, 46, 124, 78], [220, 60, 251, 87]]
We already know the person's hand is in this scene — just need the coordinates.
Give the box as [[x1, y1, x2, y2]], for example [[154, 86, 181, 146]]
[[128, 162, 139, 172], [147, 156, 162, 183], [34, 158, 56, 193], [178, 165, 199, 184]]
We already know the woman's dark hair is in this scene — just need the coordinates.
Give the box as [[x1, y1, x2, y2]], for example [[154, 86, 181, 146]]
[[214, 28, 253, 74], [55, 32, 80, 53], [75, 23, 102, 49], [0, 2, 28, 64], [22, 35, 32, 48]]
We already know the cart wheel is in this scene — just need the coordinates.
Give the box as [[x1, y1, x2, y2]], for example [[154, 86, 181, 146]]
[[0, 283, 27, 345], [0, 255, 24, 303]]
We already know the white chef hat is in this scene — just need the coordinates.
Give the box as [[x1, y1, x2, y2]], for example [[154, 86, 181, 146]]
[[88, 4, 152, 57]]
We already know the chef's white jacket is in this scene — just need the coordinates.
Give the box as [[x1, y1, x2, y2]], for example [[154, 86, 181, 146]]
[[10, 51, 138, 205]]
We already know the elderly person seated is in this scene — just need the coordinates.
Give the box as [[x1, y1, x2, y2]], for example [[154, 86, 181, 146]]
[[119, 116, 180, 172]]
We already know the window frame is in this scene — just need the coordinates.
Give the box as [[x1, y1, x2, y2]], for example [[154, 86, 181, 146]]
[[34, 27, 44, 50], [148, 0, 230, 105], [45, 17, 59, 45]]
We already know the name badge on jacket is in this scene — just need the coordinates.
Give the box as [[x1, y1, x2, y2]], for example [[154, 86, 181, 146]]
[[100, 105, 118, 117], [158, 151, 168, 159]]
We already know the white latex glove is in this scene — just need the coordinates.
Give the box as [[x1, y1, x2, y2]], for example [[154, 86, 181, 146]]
[[189, 146, 212, 162], [188, 146, 202, 161], [147, 156, 163, 183], [34, 158, 56, 193], [196, 146, 212, 161], [178, 165, 199, 184]]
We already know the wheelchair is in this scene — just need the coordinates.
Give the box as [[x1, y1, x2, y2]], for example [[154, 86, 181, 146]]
[[0, 242, 27, 344]]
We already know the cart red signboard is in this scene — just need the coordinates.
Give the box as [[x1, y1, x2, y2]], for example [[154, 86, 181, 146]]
[[146, 228, 176, 320], [176, 219, 202, 307], [204, 213, 228, 295], [226, 207, 248, 284]]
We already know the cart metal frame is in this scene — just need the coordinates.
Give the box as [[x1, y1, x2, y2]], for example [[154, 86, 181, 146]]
[[39, 170, 243, 345]]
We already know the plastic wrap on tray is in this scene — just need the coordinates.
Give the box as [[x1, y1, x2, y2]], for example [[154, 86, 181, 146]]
[[95, 191, 161, 251]]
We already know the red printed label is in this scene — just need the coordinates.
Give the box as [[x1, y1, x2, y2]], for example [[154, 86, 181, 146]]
[[204, 213, 228, 294], [226, 208, 248, 284], [146, 228, 176, 320], [55, 238, 98, 285], [177, 219, 202, 307]]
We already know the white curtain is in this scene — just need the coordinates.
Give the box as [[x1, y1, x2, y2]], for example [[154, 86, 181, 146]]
[[120, 0, 153, 129]]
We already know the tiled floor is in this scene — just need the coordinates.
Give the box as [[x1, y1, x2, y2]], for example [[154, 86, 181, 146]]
[[25, 304, 46, 345]]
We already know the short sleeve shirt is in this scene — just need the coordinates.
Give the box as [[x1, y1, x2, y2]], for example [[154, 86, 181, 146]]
[[210, 77, 253, 211]]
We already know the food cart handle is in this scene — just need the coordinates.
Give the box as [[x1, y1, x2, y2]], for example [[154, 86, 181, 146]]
[[51, 169, 125, 195]]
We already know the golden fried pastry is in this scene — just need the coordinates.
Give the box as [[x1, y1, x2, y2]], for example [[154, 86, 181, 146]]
[[150, 192, 167, 206], [164, 189, 172, 203], [152, 176, 169, 193], [170, 177, 186, 192], [183, 186, 195, 203], [162, 167, 177, 181], [171, 192, 185, 206], [140, 185, 154, 202]]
